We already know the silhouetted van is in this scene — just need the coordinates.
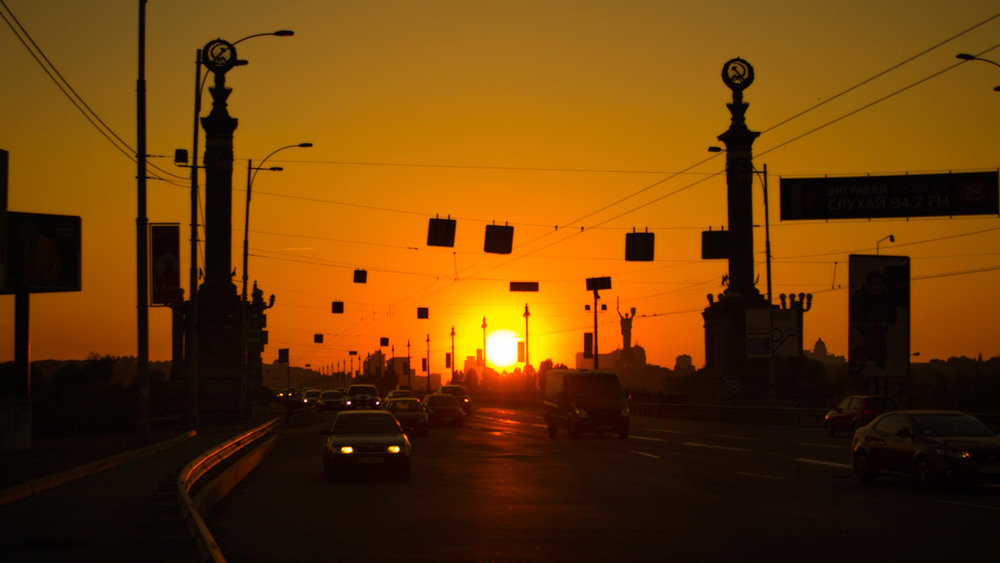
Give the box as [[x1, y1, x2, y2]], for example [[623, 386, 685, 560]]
[[544, 369, 629, 439]]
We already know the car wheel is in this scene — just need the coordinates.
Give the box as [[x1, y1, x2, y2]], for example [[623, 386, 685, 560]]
[[547, 418, 557, 438], [853, 450, 873, 484], [825, 421, 836, 436], [915, 458, 937, 491], [399, 461, 411, 481], [618, 426, 629, 440]]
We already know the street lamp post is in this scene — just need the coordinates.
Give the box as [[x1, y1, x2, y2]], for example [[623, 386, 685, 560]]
[[956, 53, 1000, 91], [877, 234, 894, 255], [241, 143, 311, 302], [183, 29, 293, 427]]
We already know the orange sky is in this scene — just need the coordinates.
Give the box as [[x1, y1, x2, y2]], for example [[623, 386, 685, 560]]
[[2, 1, 1000, 371]]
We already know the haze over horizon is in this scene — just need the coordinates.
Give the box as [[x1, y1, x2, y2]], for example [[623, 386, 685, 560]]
[[2, 1, 999, 371]]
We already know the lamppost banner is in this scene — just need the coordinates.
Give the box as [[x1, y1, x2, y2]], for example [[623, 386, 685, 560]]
[[150, 223, 181, 306]]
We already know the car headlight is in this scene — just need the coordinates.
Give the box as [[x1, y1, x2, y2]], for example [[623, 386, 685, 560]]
[[339, 446, 354, 454], [572, 407, 588, 418], [387, 445, 402, 454], [937, 448, 971, 460]]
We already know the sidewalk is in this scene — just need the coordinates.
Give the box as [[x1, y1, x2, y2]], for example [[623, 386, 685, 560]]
[[0, 428, 245, 562]]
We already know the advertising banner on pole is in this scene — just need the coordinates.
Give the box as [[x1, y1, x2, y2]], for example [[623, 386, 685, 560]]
[[150, 223, 181, 306]]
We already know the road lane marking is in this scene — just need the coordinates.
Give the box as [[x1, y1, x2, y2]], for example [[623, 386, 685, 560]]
[[735, 471, 783, 481], [794, 442, 845, 450], [939, 500, 1000, 512], [680, 441, 752, 452], [629, 435, 667, 442], [632, 451, 661, 459], [793, 458, 852, 470]]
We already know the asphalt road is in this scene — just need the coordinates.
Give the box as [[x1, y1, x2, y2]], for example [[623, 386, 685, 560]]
[[208, 406, 1000, 562]]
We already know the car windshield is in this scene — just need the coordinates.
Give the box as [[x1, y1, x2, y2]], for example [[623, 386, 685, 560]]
[[333, 413, 400, 434], [320, 392, 342, 399], [348, 386, 377, 396], [425, 395, 458, 407], [440, 386, 464, 396], [913, 414, 994, 437], [568, 375, 622, 398], [305, 390, 320, 398]]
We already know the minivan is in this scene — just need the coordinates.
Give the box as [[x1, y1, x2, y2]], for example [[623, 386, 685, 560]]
[[543, 369, 629, 439]]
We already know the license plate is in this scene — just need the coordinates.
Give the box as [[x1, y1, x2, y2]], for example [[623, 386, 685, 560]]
[[359, 456, 384, 464]]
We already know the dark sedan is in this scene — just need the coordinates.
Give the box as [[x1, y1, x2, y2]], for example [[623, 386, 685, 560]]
[[852, 410, 1000, 489], [422, 393, 464, 428], [321, 410, 411, 481], [385, 397, 429, 436]]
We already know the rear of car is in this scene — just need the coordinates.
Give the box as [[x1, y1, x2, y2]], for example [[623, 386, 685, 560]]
[[544, 369, 630, 439]]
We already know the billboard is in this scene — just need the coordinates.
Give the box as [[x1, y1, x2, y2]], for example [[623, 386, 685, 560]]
[[150, 223, 181, 306], [848, 255, 910, 379], [780, 171, 998, 220], [2, 211, 81, 293]]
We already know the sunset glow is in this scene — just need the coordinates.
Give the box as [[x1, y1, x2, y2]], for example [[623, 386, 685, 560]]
[[1, 2, 999, 371], [486, 330, 519, 369]]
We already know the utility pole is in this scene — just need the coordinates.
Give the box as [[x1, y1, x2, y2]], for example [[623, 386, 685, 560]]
[[136, 0, 151, 444]]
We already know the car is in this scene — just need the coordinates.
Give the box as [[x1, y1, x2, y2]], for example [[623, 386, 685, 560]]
[[384, 397, 429, 436], [544, 369, 630, 439], [437, 384, 471, 416], [422, 393, 465, 428], [345, 384, 381, 410], [303, 388, 321, 406], [316, 390, 347, 413], [320, 410, 411, 481], [852, 410, 1000, 490], [825, 395, 898, 435]]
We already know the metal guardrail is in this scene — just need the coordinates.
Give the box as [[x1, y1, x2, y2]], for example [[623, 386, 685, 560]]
[[163, 418, 281, 563]]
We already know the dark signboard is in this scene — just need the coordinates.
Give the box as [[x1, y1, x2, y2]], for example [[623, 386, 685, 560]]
[[625, 231, 654, 261], [150, 223, 181, 306], [427, 217, 456, 247], [780, 171, 998, 220], [2, 211, 81, 293], [701, 230, 728, 259], [509, 281, 539, 292], [848, 255, 910, 379], [586, 276, 611, 291], [484, 224, 514, 254]]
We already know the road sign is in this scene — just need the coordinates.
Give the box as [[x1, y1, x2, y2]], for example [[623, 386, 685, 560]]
[[779, 171, 998, 220]]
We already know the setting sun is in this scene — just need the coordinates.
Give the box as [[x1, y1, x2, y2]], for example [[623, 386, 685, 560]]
[[486, 330, 519, 369]]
